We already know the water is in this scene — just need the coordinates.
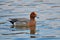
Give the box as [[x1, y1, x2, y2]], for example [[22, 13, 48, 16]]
[[0, 0, 60, 40]]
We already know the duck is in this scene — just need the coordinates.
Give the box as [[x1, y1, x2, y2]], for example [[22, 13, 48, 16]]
[[8, 12, 37, 34]]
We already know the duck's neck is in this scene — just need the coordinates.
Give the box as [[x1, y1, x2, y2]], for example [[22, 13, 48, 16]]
[[30, 17, 35, 21]]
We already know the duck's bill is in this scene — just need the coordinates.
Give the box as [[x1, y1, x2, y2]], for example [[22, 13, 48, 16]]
[[36, 16, 39, 19]]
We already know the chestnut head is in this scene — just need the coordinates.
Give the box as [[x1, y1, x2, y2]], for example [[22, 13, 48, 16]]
[[30, 12, 37, 18]]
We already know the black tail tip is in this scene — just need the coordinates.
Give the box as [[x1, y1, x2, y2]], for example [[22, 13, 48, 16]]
[[9, 21, 14, 24]]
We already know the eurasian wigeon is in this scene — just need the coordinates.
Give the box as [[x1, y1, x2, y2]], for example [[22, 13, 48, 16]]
[[8, 12, 37, 34]]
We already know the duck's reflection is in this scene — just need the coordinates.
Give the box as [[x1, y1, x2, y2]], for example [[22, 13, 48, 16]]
[[30, 36, 36, 38], [11, 25, 14, 28], [29, 26, 36, 38], [11, 25, 29, 30], [10, 25, 36, 38]]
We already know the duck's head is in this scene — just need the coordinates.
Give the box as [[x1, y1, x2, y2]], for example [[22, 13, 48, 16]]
[[30, 12, 37, 19]]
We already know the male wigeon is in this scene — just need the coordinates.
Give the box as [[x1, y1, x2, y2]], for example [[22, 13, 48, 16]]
[[8, 12, 37, 34]]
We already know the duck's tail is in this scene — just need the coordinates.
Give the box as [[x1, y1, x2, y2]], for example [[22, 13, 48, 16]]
[[7, 18, 17, 25]]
